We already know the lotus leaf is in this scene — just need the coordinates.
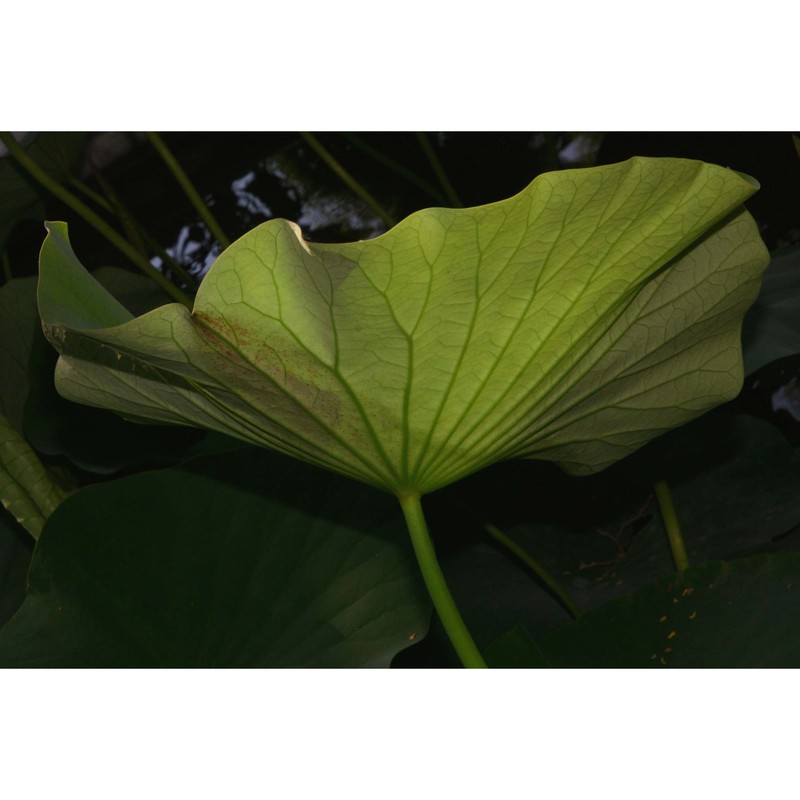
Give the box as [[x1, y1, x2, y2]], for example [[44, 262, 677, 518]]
[[38, 157, 768, 496], [36, 156, 770, 667]]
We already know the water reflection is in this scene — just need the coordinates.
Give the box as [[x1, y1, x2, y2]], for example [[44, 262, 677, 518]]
[[264, 153, 385, 240], [232, 171, 273, 219], [735, 353, 800, 446], [150, 142, 389, 283], [151, 222, 221, 281]]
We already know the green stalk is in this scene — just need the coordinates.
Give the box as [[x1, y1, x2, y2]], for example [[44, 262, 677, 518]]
[[91, 163, 150, 259], [398, 492, 486, 668], [416, 133, 463, 207], [342, 133, 448, 204], [70, 176, 199, 290], [485, 523, 581, 619], [0, 132, 192, 308], [300, 133, 398, 228], [146, 132, 232, 250], [654, 479, 690, 572], [68, 176, 110, 210]]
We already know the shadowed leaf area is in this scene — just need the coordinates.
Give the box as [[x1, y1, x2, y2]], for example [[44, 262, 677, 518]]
[[486, 554, 800, 668], [0, 447, 430, 667]]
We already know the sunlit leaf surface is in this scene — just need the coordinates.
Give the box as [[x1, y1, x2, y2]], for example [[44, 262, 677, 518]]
[[39, 158, 768, 494]]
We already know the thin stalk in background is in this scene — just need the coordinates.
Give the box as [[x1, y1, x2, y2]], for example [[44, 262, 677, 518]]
[[146, 132, 232, 250], [416, 133, 463, 208], [485, 523, 581, 619], [0, 132, 193, 308], [342, 133, 448, 205], [654, 479, 690, 572], [90, 163, 150, 259], [2, 251, 11, 282], [398, 492, 487, 668], [69, 176, 199, 290], [300, 133, 398, 228], [67, 176, 112, 211]]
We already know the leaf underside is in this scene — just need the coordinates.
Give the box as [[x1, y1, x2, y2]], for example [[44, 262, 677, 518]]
[[38, 157, 769, 495]]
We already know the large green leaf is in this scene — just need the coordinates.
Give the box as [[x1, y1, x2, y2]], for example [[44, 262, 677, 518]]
[[0, 447, 430, 667], [38, 158, 768, 495]]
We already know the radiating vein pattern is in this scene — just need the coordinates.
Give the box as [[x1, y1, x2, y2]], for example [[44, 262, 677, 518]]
[[39, 157, 769, 495]]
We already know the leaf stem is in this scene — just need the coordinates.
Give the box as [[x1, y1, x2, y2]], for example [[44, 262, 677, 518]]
[[300, 133, 398, 228], [416, 133, 463, 207], [485, 523, 581, 619], [0, 132, 193, 308], [398, 492, 486, 668], [654, 479, 689, 572], [146, 132, 232, 250]]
